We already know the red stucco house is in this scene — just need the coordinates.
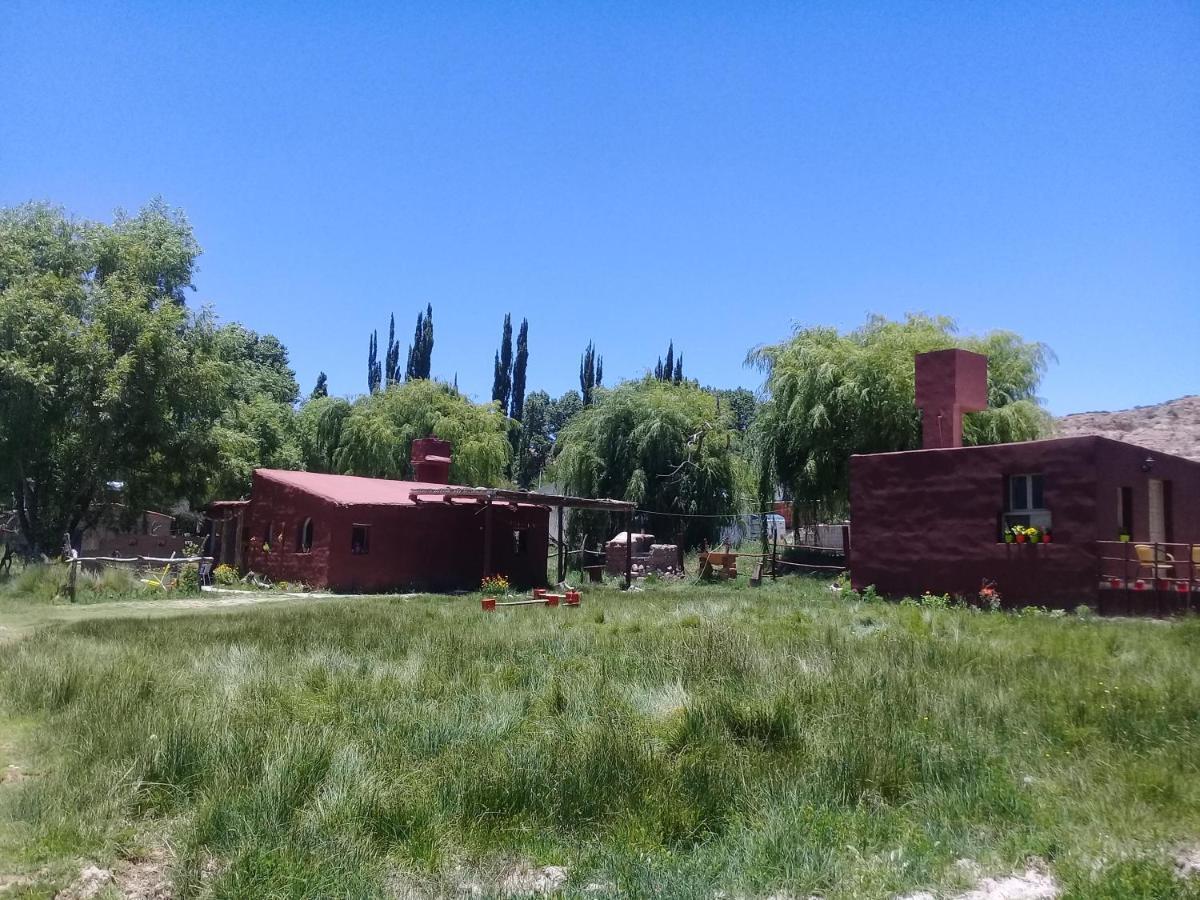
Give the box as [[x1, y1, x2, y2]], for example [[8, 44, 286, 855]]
[[849, 350, 1200, 611], [207, 438, 550, 592]]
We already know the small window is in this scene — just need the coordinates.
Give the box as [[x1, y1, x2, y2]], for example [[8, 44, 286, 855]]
[[513, 529, 528, 555], [297, 518, 314, 553], [1008, 474, 1044, 512], [1004, 474, 1051, 530], [351, 524, 370, 555], [263, 521, 273, 546]]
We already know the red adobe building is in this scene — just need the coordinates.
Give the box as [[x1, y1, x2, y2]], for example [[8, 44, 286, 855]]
[[208, 438, 550, 592], [850, 350, 1200, 610]]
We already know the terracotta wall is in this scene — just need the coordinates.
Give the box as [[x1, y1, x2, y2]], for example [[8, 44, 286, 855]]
[[241, 474, 550, 592], [849, 436, 1200, 608]]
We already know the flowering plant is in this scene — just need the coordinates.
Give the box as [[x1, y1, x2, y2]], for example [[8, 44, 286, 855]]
[[481, 574, 510, 594], [1005, 525, 1041, 544]]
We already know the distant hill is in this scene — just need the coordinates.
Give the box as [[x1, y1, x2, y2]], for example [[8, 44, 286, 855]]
[[1055, 396, 1200, 462]]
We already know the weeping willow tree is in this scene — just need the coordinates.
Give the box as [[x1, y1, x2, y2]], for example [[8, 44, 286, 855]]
[[553, 379, 738, 549], [332, 379, 510, 486], [749, 314, 1054, 520]]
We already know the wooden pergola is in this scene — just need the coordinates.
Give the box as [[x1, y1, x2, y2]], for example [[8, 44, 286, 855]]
[[408, 487, 637, 588]]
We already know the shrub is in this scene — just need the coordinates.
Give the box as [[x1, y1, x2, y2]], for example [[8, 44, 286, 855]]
[[176, 564, 200, 593], [213, 564, 238, 586], [481, 574, 510, 594]]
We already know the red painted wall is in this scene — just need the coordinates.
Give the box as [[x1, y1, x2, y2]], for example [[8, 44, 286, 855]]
[[849, 436, 1200, 608], [240, 473, 550, 592]]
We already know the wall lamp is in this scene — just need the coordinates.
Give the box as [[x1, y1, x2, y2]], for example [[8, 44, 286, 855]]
[[1140, 456, 1156, 473]]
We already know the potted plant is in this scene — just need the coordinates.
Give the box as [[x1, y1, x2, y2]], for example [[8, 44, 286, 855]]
[[1027, 526, 1041, 544], [1003, 528, 1015, 544], [1119, 532, 1131, 543], [1042, 528, 1053, 544]]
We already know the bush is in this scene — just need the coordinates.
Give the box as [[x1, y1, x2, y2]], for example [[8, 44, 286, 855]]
[[481, 574, 510, 594], [177, 564, 200, 593], [213, 564, 238, 586]]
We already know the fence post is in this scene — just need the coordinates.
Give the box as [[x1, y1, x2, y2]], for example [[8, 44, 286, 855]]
[[68, 557, 77, 603], [771, 528, 778, 580]]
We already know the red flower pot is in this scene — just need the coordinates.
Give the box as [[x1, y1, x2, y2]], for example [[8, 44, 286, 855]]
[[1016, 534, 1027, 544]]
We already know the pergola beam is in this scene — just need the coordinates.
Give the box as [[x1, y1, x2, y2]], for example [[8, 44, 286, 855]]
[[408, 487, 634, 513]]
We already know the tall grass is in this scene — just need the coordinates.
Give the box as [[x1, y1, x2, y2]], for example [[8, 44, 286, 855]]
[[0, 562, 193, 606], [2, 581, 1200, 897]]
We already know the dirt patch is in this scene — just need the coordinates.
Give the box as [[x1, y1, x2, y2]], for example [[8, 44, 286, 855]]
[[53, 850, 172, 900], [1175, 846, 1200, 879], [899, 864, 1058, 899], [55, 865, 113, 900]]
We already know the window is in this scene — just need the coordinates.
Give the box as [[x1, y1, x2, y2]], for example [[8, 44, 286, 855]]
[[513, 529, 528, 555], [263, 520, 273, 547], [297, 518, 314, 553], [1003, 473, 1051, 530], [351, 524, 370, 555]]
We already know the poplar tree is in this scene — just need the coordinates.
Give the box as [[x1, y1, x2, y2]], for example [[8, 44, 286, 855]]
[[579, 341, 602, 405], [510, 318, 529, 421], [385, 314, 400, 386], [492, 313, 513, 411], [367, 331, 381, 393]]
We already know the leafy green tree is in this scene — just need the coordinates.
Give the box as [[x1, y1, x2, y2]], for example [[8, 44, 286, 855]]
[[0, 201, 223, 553], [511, 388, 585, 489], [310, 371, 329, 399], [553, 378, 737, 548], [547, 390, 583, 437], [295, 395, 352, 473], [492, 313, 513, 412], [513, 390, 552, 489], [707, 387, 757, 433], [748, 313, 1054, 516], [510, 318, 529, 421], [203, 321, 302, 499], [334, 379, 510, 486]]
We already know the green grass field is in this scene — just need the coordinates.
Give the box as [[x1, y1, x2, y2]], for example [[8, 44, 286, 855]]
[[2, 574, 1200, 898]]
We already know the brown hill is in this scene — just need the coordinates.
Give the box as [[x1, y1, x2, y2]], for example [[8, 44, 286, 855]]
[[1055, 396, 1200, 462]]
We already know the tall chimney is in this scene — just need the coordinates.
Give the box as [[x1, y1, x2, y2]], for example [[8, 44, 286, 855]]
[[411, 437, 452, 484], [914, 349, 988, 449]]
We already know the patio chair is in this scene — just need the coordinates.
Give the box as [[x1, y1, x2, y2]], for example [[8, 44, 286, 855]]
[[1134, 544, 1175, 578]]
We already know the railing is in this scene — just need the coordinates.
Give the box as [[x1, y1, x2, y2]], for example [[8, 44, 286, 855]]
[[1096, 541, 1198, 615]]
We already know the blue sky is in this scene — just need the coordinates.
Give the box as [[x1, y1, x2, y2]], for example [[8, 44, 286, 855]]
[[2, 1, 1196, 414]]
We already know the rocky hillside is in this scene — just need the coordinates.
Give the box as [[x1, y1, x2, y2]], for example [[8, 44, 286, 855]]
[[1056, 395, 1200, 462]]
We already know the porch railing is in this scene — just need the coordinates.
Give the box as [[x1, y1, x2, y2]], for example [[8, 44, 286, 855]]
[[1096, 540, 1198, 615]]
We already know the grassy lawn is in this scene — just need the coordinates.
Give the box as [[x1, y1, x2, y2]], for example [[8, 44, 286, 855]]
[[2, 576, 1200, 898]]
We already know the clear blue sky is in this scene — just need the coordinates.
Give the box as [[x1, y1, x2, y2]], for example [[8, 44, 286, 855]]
[[2, 1, 1196, 415]]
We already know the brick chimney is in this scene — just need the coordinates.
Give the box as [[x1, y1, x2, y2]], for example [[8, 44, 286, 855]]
[[914, 349, 988, 449], [411, 437, 452, 484]]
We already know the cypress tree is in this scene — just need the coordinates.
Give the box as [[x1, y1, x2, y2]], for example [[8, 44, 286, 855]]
[[580, 341, 603, 405], [674, 354, 683, 384], [418, 303, 433, 378], [664, 341, 674, 383], [655, 359, 663, 380], [311, 371, 328, 399], [367, 331, 381, 393], [405, 310, 422, 380], [492, 313, 513, 411], [385, 314, 400, 386], [510, 318, 529, 420]]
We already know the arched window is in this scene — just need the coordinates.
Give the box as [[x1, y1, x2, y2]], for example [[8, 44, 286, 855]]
[[297, 517, 314, 553]]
